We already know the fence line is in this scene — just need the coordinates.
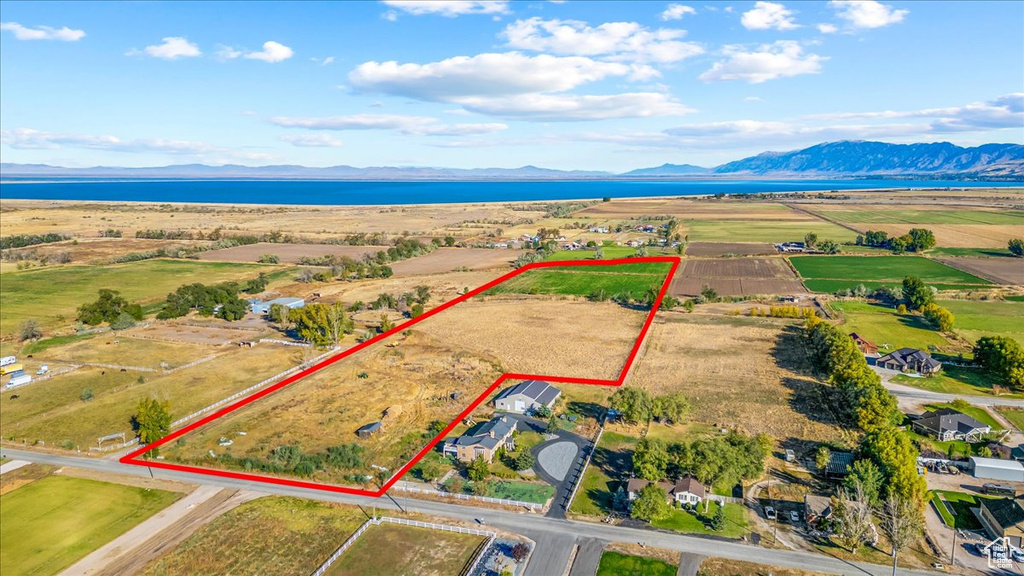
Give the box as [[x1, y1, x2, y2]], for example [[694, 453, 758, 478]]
[[391, 484, 543, 511], [88, 438, 138, 452], [48, 361, 157, 373], [310, 516, 496, 576], [170, 346, 341, 429], [259, 338, 313, 347], [162, 354, 218, 374], [565, 421, 603, 513]]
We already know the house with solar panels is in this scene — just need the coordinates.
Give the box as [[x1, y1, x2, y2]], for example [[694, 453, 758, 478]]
[[493, 380, 561, 414]]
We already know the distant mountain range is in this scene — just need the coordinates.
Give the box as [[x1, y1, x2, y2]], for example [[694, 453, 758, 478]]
[[3, 141, 1022, 180]]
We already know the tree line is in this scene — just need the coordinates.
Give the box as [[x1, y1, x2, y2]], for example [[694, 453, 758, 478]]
[[855, 228, 936, 254]]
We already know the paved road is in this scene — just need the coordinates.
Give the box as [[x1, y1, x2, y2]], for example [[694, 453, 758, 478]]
[[1, 447, 944, 576], [568, 537, 606, 576], [877, 366, 1024, 408], [677, 552, 705, 576], [0, 459, 31, 474]]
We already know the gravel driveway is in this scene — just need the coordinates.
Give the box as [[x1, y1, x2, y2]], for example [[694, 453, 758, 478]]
[[537, 441, 578, 482]]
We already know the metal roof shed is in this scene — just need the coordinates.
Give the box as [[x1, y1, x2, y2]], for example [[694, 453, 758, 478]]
[[971, 456, 1024, 483]]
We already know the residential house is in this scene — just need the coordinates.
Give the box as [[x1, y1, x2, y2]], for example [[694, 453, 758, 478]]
[[248, 297, 305, 315], [824, 451, 854, 478], [442, 415, 517, 463], [849, 333, 879, 355], [876, 348, 942, 375], [493, 380, 561, 414], [979, 498, 1024, 547], [625, 477, 706, 505], [804, 494, 833, 526], [912, 408, 991, 442]]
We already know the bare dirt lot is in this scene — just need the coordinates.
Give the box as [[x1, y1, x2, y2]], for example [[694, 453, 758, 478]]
[[388, 248, 521, 276], [160, 295, 649, 487], [198, 243, 389, 263], [685, 242, 776, 257], [628, 312, 844, 444], [935, 257, 1024, 285], [671, 257, 806, 296], [132, 322, 269, 345]]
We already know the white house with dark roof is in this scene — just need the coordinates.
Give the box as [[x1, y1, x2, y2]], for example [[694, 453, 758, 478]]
[[493, 380, 561, 414]]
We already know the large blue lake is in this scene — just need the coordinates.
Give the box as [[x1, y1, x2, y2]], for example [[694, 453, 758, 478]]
[[0, 178, 1019, 205]]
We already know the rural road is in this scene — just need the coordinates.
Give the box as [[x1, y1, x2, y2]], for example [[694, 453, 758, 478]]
[[1, 447, 945, 576], [876, 365, 1024, 409]]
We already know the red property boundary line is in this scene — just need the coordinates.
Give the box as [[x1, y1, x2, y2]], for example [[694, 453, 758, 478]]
[[121, 256, 681, 497]]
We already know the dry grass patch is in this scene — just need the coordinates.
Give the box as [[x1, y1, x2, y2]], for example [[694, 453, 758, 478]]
[[699, 557, 831, 576], [37, 336, 216, 370], [325, 522, 485, 576], [198, 242, 388, 263], [388, 248, 521, 276], [3, 238, 208, 263], [934, 257, 1024, 285], [628, 312, 844, 444]]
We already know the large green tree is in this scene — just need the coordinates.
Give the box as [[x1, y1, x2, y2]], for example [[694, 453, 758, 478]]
[[901, 276, 933, 310], [974, 336, 1024, 390], [133, 398, 172, 457], [630, 484, 671, 522], [77, 289, 143, 325], [653, 393, 690, 424], [632, 438, 669, 481], [289, 303, 354, 346], [1009, 238, 1024, 257], [610, 387, 654, 424]]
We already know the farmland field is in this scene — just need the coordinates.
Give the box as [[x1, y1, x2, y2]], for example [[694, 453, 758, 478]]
[[0, 259, 283, 335], [684, 242, 776, 257], [938, 300, 1024, 345], [670, 257, 805, 296], [140, 497, 365, 576], [934, 257, 1024, 285], [325, 522, 484, 576], [686, 220, 857, 243], [790, 255, 991, 293], [0, 475, 181, 576], [830, 300, 950, 352], [807, 207, 1024, 225], [596, 551, 677, 576], [199, 242, 388, 263], [388, 247, 522, 275], [37, 335, 215, 370], [4, 237, 209, 263], [487, 261, 673, 299]]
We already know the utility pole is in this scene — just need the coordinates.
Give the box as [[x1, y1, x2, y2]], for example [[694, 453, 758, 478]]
[[950, 529, 957, 566]]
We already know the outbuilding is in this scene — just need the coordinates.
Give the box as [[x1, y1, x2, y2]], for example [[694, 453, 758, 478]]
[[971, 456, 1024, 483], [356, 422, 382, 439], [493, 380, 561, 414], [4, 370, 32, 389], [249, 297, 305, 315]]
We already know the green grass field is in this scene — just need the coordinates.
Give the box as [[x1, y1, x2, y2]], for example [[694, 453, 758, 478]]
[[651, 501, 749, 538], [939, 300, 1024, 346], [791, 256, 991, 293], [928, 247, 1016, 258], [486, 262, 673, 300], [545, 244, 677, 262], [892, 367, 1012, 397], [996, 407, 1024, 432], [823, 209, 1024, 225], [597, 551, 677, 576], [486, 480, 555, 504], [686, 220, 857, 243], [326, 523, 483, 576], [140, 497, 364, 576], [831, 300, 950, 352], [0, 259, 285, 336], [930, 491, 991, 530], [0, 475, 181, 576], [569, 431, 639, 516]]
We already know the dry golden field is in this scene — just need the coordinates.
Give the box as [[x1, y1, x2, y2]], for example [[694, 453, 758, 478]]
[[388, 247, 523, 275], [3, 238, 208, 263], [198, 242, 388, 263]]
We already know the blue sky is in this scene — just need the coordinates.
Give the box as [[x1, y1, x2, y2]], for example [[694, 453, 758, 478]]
[[1, 0, 1021, 171]]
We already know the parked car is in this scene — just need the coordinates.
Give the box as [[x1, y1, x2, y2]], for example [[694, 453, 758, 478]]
[[765, 506, 777, 520], [1011, 548, 1024, 563], [790, 511, 800, 523]]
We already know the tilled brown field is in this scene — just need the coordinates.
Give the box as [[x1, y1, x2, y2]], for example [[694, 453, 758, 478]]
[[671, 257, 806, 296], [685, 242, 776, 257], [198, 242, 388, 263], [935, 257, 1024, 285], [388, 248, 522, 276], [628, 313, 844, 443]]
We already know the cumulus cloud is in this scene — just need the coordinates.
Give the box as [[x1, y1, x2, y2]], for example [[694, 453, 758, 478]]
[[380, 1, 509, 17], [349, 52, 650, 100], [741, 2, 799, 31], [218, 41, 294, 63], [2, 128, 218, 154], [660, 4, 697, 20], [133, 37, 202, 60], [699, 41, 825, 84], [0, 22, 85, 41], [502, 18, 703, 64], [805, 93, 1024, 133], [829, 0, 907, 29], [269, 113, 508, 136], [280, 134, 343, 147], [817, 23, 839, 33]]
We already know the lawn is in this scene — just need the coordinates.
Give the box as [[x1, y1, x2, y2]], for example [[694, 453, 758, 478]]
[[597, 551, 677, 576], [140, 497, 365, 576], [892, 367, 1013, 398], [930, 490, 991, 530], [569, 431, 639, 516], [325, 523, 484, 576], [486, 262, 673, 300], [0, 475, 181, 576], [995, 407, 1024, 432], [486, 480, 555, 504], [651, 501, 750, 539], [0, 258, 284, 336], [686, 220, 857, 244], [831, 300, 950, 352], [790, 255, 991, 293], [939, 300, 1024, 346]]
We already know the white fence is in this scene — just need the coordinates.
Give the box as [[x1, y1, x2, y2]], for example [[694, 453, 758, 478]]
[[565, 422, 603, 513], [310, 516, 495, 576], [169, 346, 340, 429], [259, 338, 312, 347], [88, 438, 138, 452], [391, 483, 543, 511]]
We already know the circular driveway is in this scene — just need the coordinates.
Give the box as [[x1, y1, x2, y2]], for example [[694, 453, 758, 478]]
[[536, 441, 578, 482]]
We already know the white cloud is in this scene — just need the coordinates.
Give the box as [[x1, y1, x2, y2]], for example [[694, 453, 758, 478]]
[[380, 1, 509, 17], [455, 92, 693, 121], [699, 41, 825, 84], [0, 22, 85, 41], [805, 93, 1024, 132], [349, 52, 644, 100], [660, 4, 697, 20], [280, 134, 343, 147], [829, 0, 907, 29], [135, 37, 202, 60], [219, 41, 294, 63], [817, 23, 838, 33], [502, 18, 703, 64], [269, 114, 508, 136], [741, 2, 799, 30], [744, 96, 764, 102], [2, 128, 217, 154]]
